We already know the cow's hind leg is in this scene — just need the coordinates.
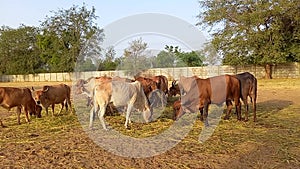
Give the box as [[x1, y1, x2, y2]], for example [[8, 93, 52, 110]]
[[17, 107, 22, 124], [51, 104, 55, 116], [125, 104, 134, 129], [45, 107, 49, 116], [98, 104, 108, 130], [58, 103, 64, 115], [0, 119, 5, 127], [234, 97, 242, 121], [224, 100, 233, 120], [66, 97, 72, 114], [199, 108, 204, 121], [65, 100, 69, 112], [242, 97, 249, 121], [89, 104, 101, 129], [0, 116, 7, 127], [203, 102, 209, 127]]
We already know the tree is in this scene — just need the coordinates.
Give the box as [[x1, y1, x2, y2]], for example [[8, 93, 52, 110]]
[[38, 4, 102, 72], [98, 46, 120, 70], [0, 25, 43, 74], [158, 45, 205, 67], [176, 50, 206, 67], [155, 50, 176, 68], [197, 0, 300, 78], [119, 38, 152, 76], [201, 42, 222, 65]]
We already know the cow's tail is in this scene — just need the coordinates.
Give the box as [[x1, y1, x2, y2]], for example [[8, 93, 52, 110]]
[[249, 75, 257, 121], [249, 76, 257, 103], [65, 84, 72, 112]]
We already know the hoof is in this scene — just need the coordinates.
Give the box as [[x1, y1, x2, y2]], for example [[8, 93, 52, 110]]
[[223, 116, 229, 120]]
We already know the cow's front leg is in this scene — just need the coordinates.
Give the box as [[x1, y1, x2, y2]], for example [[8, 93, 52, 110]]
[[16, 107, 21, 124], [45, 107, 49, 116], [51, 104, 55, 116]]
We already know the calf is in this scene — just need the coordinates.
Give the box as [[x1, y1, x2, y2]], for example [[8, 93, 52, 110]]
[[32, 84, 72, 115], [0, 87, 42, 127]]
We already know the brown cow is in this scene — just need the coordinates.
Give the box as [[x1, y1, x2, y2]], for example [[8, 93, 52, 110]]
[[32, 84, 72, 116], [151, 75, 168, 95], [134, 76, 158, 96], [169, 80, 180, 97], [177, 75, 241, 126], [0, 87, 42, 127]]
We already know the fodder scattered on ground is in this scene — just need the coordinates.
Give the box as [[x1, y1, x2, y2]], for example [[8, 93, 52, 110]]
[[0, 79, 299, 168]]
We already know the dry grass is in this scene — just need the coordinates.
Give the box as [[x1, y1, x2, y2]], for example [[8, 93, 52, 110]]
[[0, 79, 300, 168]]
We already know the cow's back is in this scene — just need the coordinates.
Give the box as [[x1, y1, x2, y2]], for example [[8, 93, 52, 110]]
[[111, 81, 139, 106], [198, 75, 240, 105], [43, 84, 70, 103], [0, 87, 24, 108], [0, 87, 35, 109]]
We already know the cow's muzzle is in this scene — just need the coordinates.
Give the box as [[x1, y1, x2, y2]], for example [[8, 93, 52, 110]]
[[37, 100, 41, 105]]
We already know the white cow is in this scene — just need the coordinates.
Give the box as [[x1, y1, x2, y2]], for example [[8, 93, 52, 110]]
[[90, 80, 152, 130]]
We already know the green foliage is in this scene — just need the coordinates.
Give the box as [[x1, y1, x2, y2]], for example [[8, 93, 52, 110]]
[[154, 45, 205, 67], [0, 25, 44, 74], [176, 50, 206, 67], [197, 0, 300, 66], [98, 46, 120, 71], [38, 4, 102, 72], [155, 50, 176, 68]]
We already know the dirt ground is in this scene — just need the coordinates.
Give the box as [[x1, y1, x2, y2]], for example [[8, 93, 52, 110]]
[[0, 79, 300, 169]]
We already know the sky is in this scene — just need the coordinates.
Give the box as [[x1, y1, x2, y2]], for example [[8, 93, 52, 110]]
[[0, 0, 209, 56]]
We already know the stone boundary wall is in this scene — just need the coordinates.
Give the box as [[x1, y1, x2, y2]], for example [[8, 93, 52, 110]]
[[0, 63, 299, 82]]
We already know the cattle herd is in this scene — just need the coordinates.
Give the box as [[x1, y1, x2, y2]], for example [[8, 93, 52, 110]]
[[0, 72, 257, 129]]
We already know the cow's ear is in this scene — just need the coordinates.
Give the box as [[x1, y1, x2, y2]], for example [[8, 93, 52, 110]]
[[43, 86, 49, 92], [172, 80, 176, 86], [31, 87, 35, 91]]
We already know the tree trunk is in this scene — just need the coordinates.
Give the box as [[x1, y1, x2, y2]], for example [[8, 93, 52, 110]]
[[265, 64, 273, 79]]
